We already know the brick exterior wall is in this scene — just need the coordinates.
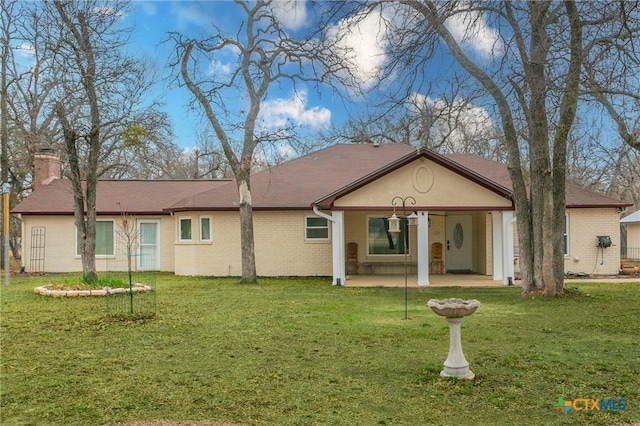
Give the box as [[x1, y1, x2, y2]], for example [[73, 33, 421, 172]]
[[20, 215, 173, 273], [564, 208, 622, 275], [174, 211, 333, 277], [18, 207, 623, 277]]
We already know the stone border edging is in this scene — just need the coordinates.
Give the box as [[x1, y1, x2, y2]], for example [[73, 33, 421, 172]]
[[34, 284, 152, 297]]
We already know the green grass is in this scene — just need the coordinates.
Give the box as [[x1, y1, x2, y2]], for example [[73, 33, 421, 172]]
[[1, 274, 639, 426]]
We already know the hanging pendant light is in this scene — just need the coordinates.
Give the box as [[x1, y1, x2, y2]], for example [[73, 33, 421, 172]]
[[388, 210, 401, 233]]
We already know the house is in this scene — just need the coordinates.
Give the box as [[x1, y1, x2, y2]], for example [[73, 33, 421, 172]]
[[620, 210, 640, 260], [12, 144, 632, 285]]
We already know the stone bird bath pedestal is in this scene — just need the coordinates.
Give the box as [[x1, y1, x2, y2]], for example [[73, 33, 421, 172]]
[[427, 298, 481, 380]]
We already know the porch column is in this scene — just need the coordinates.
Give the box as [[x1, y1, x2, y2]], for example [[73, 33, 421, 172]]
[[313, 206, 345, 286], [492, 211, 504, 281], [417, 211, 430, 286], [501, 211, 515, 285], [332, 211, 346, 286]]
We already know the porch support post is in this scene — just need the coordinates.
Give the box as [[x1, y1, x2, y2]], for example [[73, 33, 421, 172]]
[[501, 211, 515, 285], [332, 211, 346, 286], [492, 211, 504, 282], [417, 211, 430, 286], [333, 212, 347, 285], [313, 207, 345, 286]]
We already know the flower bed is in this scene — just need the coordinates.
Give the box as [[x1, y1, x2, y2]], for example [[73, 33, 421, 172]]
[[34, 284, 152, 297]]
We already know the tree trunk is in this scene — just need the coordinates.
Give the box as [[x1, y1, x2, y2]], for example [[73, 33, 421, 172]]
[[57, 102, 98, 284], [237, 173, 257, 283], [0, 5, 9, 268], [83, 177, 98, 283], [405, 0, 583, 296]]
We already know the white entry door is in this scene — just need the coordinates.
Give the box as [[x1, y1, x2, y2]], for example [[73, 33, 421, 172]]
[[138, 221, 160, 270], [445, 215, 472, 271]]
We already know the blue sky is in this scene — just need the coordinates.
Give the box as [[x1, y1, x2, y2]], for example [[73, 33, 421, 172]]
[[17, 1, 610, 157], [125, 1, 341, 150], [119, 1, 503, 152]]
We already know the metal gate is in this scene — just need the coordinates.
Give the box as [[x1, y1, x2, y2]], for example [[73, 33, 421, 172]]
[[30, 227, 46, 273]]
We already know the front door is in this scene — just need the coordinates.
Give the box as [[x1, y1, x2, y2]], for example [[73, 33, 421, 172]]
[[138, 221, 160, 270], [445, 215, 472, 271]]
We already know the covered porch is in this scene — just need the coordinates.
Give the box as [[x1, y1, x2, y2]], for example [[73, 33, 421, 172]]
[[319, 208, 517, 287], [312, 150, 518, 287]]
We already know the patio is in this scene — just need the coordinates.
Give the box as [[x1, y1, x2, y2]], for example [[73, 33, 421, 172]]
[[342, 273, 640, 288], [343, 273, 510, 288]]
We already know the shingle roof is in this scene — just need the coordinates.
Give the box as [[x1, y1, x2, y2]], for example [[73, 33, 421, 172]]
[[564, 185, 632, 208], [167, 143, 417, 211], [444, 153, 513, 189], [312, 148, 513, 209], [11, 180, 231, 215], [12, 143, 631, 214], [444, 153, 631, 209]]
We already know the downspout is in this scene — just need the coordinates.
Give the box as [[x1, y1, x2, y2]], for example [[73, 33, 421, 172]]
[[313, 205, 334, 222], [313, 205, 345, 286]]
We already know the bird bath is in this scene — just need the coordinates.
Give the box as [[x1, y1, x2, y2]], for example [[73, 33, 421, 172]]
[[427, 298, 481, 380]]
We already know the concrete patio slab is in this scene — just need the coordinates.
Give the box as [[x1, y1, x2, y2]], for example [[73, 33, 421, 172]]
[[343, 274, 640, 288]]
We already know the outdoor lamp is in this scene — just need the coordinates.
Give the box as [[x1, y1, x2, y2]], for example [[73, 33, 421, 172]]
[[407, 211, 419, 226], [388, 211, 401, 233]]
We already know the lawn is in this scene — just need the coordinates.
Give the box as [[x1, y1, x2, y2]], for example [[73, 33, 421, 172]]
[[1, 274, 639, 426]]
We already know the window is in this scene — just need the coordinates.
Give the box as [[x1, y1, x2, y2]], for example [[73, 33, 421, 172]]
[[564, 213, 569, 255], [200, 216, 212, 241], [179, 217, 192, 241], [368, 217, 408, 255], [305, 216, 329, 240], [76, 220, 114, 256]]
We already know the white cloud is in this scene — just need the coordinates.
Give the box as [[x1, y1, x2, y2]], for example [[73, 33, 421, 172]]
[[171, 3, 211, 29], [14, 42, 34, 58], [270, 0, 308, 32], [276, 141, 295, 159], [444, 6, 502, 59], [326, 8, 389, 90], [208, 59, 233, 77], [93, 6, 127, 19], [139, 2, 157, 16], [260, 90, 331, 131], [411, 94, 497, 150]]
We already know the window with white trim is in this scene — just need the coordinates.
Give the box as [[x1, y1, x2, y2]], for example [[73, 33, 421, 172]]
[[305, 216, 329, 240], [179, 217, 192, 241], [76, 220, 114, 256], [200, 216, 212, 241]]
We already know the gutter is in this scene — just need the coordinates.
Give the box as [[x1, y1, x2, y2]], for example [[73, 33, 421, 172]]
[[313, 205, 335, 223]]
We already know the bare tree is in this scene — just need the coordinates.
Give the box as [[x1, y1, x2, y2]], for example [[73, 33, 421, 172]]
[[172, 0, 343, 283], [337, 1, 640, 295], [178, 132, 233, 180], [4, 2, 61, 215], [0, 0, 16, 266], [100, 114, 181, 180], [323, 81, 507, 162], [0, 0, 14, 187], [46, 0, 167, 283], [115, 204, 139, 313]]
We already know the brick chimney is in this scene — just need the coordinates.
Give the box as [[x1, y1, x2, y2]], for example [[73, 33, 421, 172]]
[[33, 147, 61, 187]]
